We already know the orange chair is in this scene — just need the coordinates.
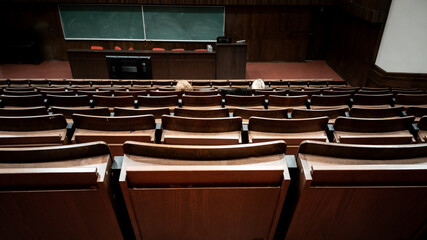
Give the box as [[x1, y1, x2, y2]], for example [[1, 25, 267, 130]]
[[128, 47, 134, 50], [172, 48, 185, 51], [152, 48, 165, 51], [90, 46, 103, 50], [114, 46, 122, 50], [195, 49, 207, 51]]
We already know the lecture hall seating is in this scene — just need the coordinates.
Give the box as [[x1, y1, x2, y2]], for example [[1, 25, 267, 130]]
[[333, 116, 415, 144], [161, 115, 242, 145], [120, 140, 290, 240], [248, 116, 329, 155], [174, 108, 230, 118], [285, 141, 427, 240], [0, 142, 123, 240], [72, 114, 156, 156], [0, 114, 68, 147]]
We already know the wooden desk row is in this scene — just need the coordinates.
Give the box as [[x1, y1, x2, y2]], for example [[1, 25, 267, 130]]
[[0, 140, 426, 240], [0, 113, 426, 157]]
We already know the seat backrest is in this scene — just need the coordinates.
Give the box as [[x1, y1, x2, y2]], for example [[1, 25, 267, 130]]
[[114, 90, 147, 98], [174, 108, 229, 118], [40, 90, 75, 97], [152, 48, 165, 51], [418, 116, 427, 130], [310, 94, 351, 106], [268, 95, 308, 107], [120, 140, 288, 240], [182, 95, 222, 107], [162, 115, 242, 132], [47, 95, 90, 107], [114, 107, 170, 119], [357, 90, 390, 95], [51, 107, 111, 119], [0, 107, 49, 116], [406, 106, 427, 117], [334, 116, 415, 132], [349, 106, 404, 118], [138, 95, 179, 107], [73, 114, 155, 131], [288, 90, 321, 97], [77, 90, 111, 97], [0, 114, 67, 131], [1, 94, 45, 107], [322, 89, 356, 96], [92, 95, 135, 108], [254, 90, 287, 97], [225, 95, 265, 106], [248, 116, 328, 133], [149, 90, 183, 97], [286, 141, 427, 240], [352, 94, 393, 106], [396, 94, 427, 105], [0, 141, 123, 240], [172, 48, 184, 51], [2, 90, 36, 96], [234, 108, 287, 119], [184, 90, 218, 96], [292, 108, 348, 119]]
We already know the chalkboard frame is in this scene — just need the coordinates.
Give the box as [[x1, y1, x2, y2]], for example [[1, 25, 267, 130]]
[[59, 4, 225, 42]]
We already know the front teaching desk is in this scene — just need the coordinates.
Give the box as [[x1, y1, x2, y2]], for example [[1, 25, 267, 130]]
[[67, 43, 247, 79]]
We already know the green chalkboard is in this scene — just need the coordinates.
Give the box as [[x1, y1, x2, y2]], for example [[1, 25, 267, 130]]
[[143, 6, 224, 41], [59, 5, 145, 40]]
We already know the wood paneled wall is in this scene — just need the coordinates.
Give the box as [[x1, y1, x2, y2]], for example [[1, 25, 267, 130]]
[[1, 0, 398, 88]]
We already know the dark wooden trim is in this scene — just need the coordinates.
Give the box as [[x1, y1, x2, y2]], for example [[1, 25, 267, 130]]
[[367, 65, 427, 89], [6, 0, 335, 5]]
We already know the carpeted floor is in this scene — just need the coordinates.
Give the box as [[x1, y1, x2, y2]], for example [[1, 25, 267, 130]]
[[0, 60, 343, 81]]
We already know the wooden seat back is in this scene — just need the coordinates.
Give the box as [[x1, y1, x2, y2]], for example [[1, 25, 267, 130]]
[[51, 107, 111, 119], [357, 90, 390, 95], [0, 107, 49, 116], [174, 108, 229, 118], [182, 95, 222, 107], [1, 94, 45, 107], [406, 106, 427, 118], [234, 108, 287, 119], [120, 140, 288, 240], [162, 115, 242, 132], [292, 108, 348, 119], [47, 94, 90, 107], [310, 94, 351, 107], [114, 90, 147, 98], [138, 95, 179, 108], [77, 90, 111, 97], [225, 94, 265, 107], [352, 94, 393, 106], [334, 116, 414, 132], [288, 90, 321, 97], [73, 114, 155, 131], [396, 94, 427, 106], [418, 116, 427, 130], [0, 142, 123, 240], [114, 107, 170, 119], [322, 89, 357, 96], [249, 116, 328, 133], [268, 95, 308, 107], [150, 90, 183, 97], [0, 114, 67, 131], [40, 90, 75, 97], [2, 90, 36, 95], [93, 95, 134, 108], [349, 106, 404, 118], [184, 90, 218, 96], [254, 89, 288, 97], [286, 141, 427, 240]]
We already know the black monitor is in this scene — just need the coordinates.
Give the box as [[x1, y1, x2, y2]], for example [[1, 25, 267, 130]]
[[106, 55, 152, 79]]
